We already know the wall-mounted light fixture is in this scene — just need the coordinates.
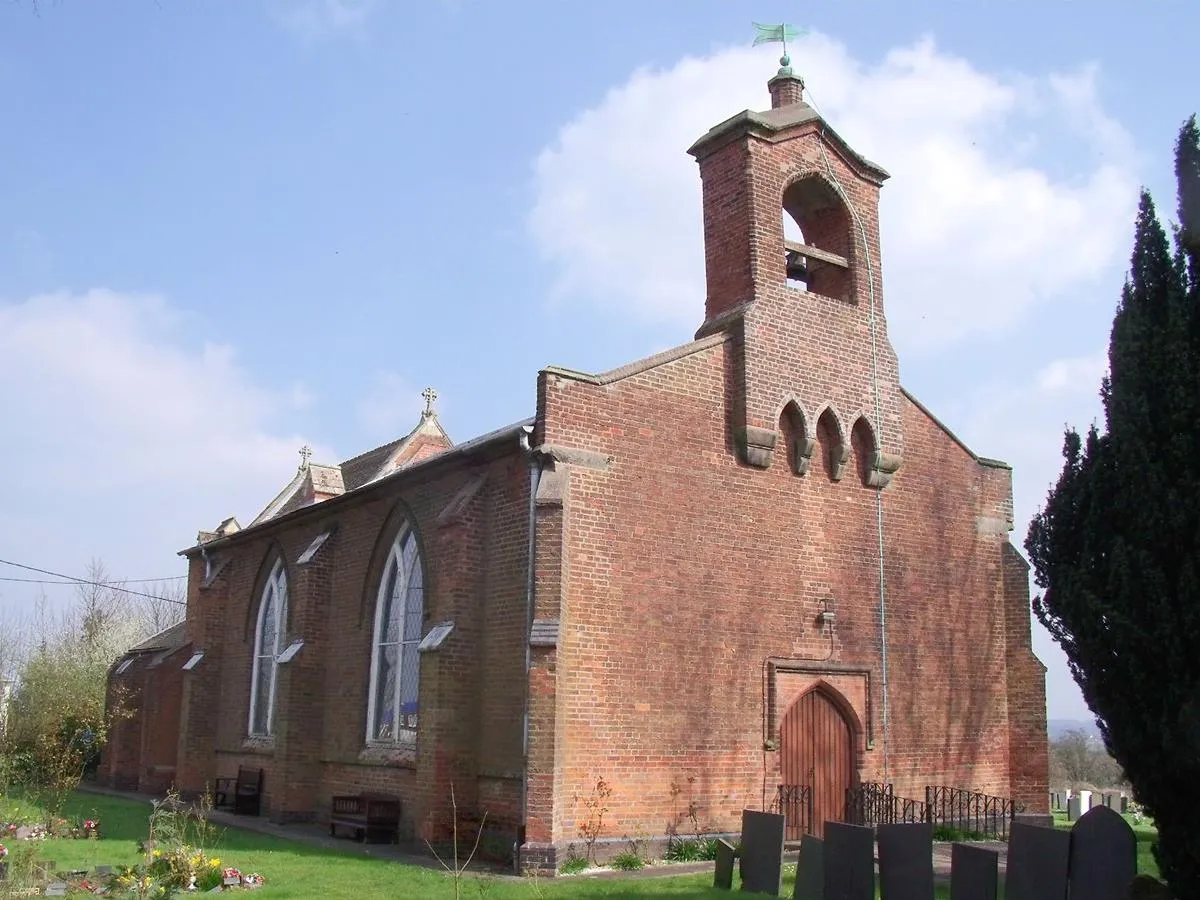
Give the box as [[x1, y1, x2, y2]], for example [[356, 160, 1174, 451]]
[[817, 598, 836, 631]]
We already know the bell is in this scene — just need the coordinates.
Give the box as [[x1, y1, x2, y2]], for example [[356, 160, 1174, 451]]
[[785, 248, 808, 283]]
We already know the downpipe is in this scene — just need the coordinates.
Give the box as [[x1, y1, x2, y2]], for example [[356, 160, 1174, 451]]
[[517, 424, 543, 871]]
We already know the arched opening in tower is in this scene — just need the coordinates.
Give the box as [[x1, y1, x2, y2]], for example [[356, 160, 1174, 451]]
[[782, 177, 853, 302]]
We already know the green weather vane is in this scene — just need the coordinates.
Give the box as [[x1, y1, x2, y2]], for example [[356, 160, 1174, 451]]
[[752, 22, 809, 75]]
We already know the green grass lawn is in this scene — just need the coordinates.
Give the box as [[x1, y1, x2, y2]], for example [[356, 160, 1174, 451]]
[[0, 794, 1162, 899]]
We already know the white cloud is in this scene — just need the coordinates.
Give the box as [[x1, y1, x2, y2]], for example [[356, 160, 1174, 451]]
[[529, 34, 1139, 351], [273, 0, 380, 42], [0, 290, 334, 594], [355, 369, 424, 441]]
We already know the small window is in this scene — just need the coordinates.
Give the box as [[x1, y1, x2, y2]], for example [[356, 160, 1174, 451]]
[[248, 559, 288, 736], [366, 525, 424, 743]]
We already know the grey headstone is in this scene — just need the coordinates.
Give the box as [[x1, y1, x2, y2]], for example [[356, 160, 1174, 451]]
[[713, 838, 735, 890], [878, 822, 933, 900], [1004, 821, 1069, 900], [1120, 796, 1129, 814], [44, 884, 67, 898], [950, 843, 998, 900], [1126, 874, 1173, 900], [1068, 805, 1137, 900], [94, 865, 113, 875], [1102, 793, 1114, 809], [739, 809, 786, 896], [1066, 796, 1081, 821], [824, 821, 875, 900], [793, 834, 824, 900]]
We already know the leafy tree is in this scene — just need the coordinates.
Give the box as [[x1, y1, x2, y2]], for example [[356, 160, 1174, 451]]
[[0, 559, 182, 820], [1027, 116, 1200, 896], [1049, 727, 1124, 789]]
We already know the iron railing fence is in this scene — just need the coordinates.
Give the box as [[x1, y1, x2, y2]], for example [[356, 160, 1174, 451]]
[[774, 784, 814, 840], [925, 785, 1021, 839]]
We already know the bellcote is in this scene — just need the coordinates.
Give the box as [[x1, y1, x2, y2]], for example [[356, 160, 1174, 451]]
[[687, 66, 904, 478], [687, 72, 889, 324]]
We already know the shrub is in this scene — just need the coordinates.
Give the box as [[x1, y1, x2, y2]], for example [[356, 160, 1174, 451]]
[[664, 838, 703, 862], [558, 854, 589, 875], [609, 851, 644, 871]]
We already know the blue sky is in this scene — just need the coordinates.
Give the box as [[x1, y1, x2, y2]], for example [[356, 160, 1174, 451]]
[[1, 0, 1196, 721]]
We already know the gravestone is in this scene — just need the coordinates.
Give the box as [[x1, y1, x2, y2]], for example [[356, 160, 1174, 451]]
[[824, 821, 875, 900], [1066, 796, 1081, 821], [1127, 874, 1173, 900], [793, 834, 824, 900], [1004, 821, 1070, 900], [739, 809, 786, 896], [1078, 790, 1093, 813], [44, 884, 67, 898], [950, 843, 999, 900], [1120, 796, 1129, 814], [1068, 805, 1137, 900], [878, 822, 934, 900], [712, 838, 735, 890], [1102, 793, 1115, 809]]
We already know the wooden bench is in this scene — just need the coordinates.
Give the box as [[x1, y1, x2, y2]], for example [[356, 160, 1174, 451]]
[[329, 793, 401, 844], [213, 767, 263, 816]]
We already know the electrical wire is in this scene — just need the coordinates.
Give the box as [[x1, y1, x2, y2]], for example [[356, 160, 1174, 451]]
[[0, 576, 185, 586], [805, 85, 893, 780], [0, 558, 187, 606]]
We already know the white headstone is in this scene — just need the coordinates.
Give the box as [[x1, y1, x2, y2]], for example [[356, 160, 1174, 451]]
[[1078, 790, 1093, 812]]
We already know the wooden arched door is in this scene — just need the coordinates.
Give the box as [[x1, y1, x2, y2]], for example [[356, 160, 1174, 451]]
[[779, 686, 856, 838]]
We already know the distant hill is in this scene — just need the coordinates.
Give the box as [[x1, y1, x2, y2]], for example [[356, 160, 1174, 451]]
[[1048, 718, 1101, 740]]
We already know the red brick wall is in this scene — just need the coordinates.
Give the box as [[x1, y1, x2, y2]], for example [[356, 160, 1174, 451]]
[[99, 658, 147, 791], [534, 345, 1046, 849], [139, 647, 189, 794], [174, 450, 531, 839], [525, 87, 1048, 855]]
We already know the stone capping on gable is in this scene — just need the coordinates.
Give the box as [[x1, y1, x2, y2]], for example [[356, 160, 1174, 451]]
[[249, 468, 308, 527], [541, 332, 729, 386], [529, 619, 559, 648], [900, 386, 1010, 470], [200, 555, 230, 589], [686, 104, 890, 185], [536, 445, 610, 470], [435, 473, 488, 529], [297, 528, 335, 565]]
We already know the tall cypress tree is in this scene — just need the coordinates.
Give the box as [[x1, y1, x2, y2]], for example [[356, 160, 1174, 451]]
[[1027, 117, 1200, 897]]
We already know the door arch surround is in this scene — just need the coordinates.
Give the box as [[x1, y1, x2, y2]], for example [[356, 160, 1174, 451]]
[[778, 681, 860, 838]]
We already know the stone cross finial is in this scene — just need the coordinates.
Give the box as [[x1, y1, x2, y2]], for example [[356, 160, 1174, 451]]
[[421, 386, 438, 419], [299, 445, 313, 470]]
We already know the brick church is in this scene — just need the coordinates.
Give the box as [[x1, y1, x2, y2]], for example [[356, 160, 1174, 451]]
[[101, 61, 1049, 868]]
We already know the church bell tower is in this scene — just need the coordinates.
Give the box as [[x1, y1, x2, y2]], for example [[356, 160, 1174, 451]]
[[687, 55, 904, 484]]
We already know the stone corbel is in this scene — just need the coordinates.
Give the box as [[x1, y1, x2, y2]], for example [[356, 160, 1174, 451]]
[[866, 451, 903, 489], [792, 437, 816, 475], [736, 426, 778, 469], [828, 442, 852, 481]]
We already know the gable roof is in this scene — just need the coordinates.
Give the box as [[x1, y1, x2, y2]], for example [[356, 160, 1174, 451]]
[[127, 621, 187, 654], [184, 415, 532, 557]]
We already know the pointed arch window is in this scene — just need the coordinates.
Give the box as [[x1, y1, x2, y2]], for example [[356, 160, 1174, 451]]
[[249, 559, 288, 736], [367, 524, 424, 743]]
